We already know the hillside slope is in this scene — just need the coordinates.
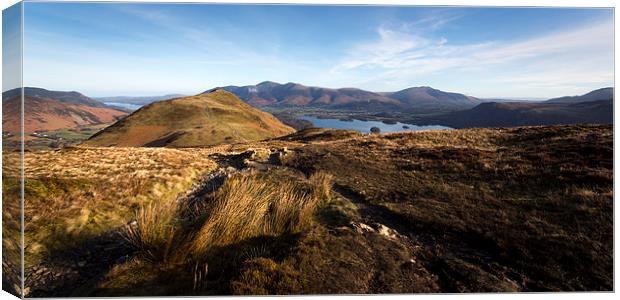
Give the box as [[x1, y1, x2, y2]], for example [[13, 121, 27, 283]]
[[3, 87, 109, 107], [386, 86, 481, 109], [83, 90, 295, 147], [418, 99, 612, 128], [2, 95, 127, 133], [546, 87, 613, 104]]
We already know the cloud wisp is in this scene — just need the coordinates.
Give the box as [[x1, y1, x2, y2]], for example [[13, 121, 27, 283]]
[[331, 19, 613, 96]]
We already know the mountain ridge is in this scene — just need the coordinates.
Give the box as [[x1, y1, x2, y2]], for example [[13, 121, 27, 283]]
[[3, 87, 109, 108], [94, 94, 186, 105], [205, 81, 480, 112], [417, 88, 614, 128], [546, 87, 613, 104], [2, 88, 127, 134]]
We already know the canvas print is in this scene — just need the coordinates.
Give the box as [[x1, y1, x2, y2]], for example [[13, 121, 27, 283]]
[[1, 1, 614, 297]]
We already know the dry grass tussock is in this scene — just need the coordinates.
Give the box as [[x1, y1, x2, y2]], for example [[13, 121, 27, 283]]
[[123, 200, 180, 263], [123, 170, 334, 265], [191, 171, 333, 255]]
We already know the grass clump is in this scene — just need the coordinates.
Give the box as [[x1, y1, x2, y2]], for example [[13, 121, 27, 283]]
[[123, 200, 180, 263], [190, 170, 333, 256], [117, 169, 334, 294]]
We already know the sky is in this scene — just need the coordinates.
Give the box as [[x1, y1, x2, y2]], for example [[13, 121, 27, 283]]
[[10, 3, 615, 98], [3, 2, 21, 92]]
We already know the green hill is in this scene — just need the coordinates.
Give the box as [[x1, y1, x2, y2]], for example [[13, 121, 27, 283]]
[[83, 90, 295, 147]]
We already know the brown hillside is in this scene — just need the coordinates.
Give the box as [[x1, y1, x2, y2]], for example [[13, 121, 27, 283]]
[[83, 90, 295, 147], [2, 96, 127, 133]]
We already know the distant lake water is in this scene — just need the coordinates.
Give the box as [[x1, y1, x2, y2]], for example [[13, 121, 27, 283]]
[[301, 115, 452, 133], [104, 102, 142, 110]]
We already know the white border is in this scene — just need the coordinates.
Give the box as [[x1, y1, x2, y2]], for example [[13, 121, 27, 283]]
[[0, 1, 617, 300], [1, 0, 617, 7]]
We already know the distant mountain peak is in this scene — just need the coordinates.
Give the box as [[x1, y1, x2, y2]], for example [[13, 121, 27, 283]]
[[546, 87, 613, 104], [204, 82, 480, 112], [257, 81, 281, 87], [204, 87, 226, 94], [3, 86, 110, 108]]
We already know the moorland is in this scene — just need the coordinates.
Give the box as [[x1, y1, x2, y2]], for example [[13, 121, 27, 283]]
[[1, 86, 614, 296]]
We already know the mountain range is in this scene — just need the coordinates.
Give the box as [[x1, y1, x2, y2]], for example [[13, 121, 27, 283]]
[[84, 89, 294, 147], [3, 85, 613, 137], [417, 88, 613, 128], [545, 87, 613, 104], [206, 81, 482, 112], [94, 94, 186, 106], [3, 87, 107, 107], [2, 87, 127, 133]]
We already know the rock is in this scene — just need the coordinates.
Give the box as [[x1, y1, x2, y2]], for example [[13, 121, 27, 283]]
[[268, 147, 294, 165], [350, 222, 375, 234], [370, 127, 381, 134], [372, 223, 399, 240], [237, 148, 272, 167]]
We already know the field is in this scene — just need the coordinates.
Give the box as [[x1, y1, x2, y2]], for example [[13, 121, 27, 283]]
[[2, 124, 110, 150], [2, 124, 613, 296]]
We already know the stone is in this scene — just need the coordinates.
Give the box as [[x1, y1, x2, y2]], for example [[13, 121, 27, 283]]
[[372, 223, 399, 240], [350, 222, 375, 234]]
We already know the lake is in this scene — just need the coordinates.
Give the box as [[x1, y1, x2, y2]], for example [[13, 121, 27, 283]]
[[301, 115, 452, 133], [103, 102, 142, 111]]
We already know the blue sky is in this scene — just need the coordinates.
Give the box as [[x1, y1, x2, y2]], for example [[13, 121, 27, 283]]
[[15, 3, 614, 98], [3, 2, 21, 92]]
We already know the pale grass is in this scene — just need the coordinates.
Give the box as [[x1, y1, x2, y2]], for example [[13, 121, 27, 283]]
[[190, 171, 330, 256], [6, 147, 218, 268], [123, 200, 179, 263], [124, 169, 334, 263]]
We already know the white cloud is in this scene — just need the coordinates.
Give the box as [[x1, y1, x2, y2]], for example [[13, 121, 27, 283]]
[[331, 19, 613, 97]]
